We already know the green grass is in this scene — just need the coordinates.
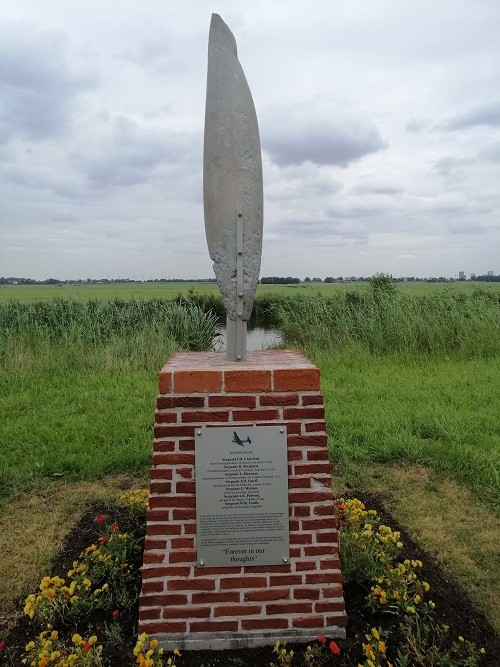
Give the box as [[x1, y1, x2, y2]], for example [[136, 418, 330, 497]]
[[2, 280, 499, 301], [313, 349, 500, 508]]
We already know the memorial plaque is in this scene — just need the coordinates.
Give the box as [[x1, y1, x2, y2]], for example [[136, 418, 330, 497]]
[[195, 426, 289, 567]]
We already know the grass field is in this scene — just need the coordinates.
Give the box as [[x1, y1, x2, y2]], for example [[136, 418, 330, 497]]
[[1, 286, 499, 632], [1, 280, 500, 301]]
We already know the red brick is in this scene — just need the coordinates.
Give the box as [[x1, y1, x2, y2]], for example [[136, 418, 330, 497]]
[[283, 407, 325, 420], [302, 394, 324, 406], [289, 490, 333, 504], [306, 573, 340, 584], [225, 370, 272, 392], [181, 410, 229, 423], [290, 533, 311, 545], [320, 558, 341, 570], [193, 566, 242, 576], [140, 594, 188, 607], [183, 520, 197, 532], [145, 523, 181, 536], [169, 549, 197, 564], [259, 394, 299, 406], [174, 370, 222, 393], [288, 477, 309, 489], [245, 565, 291, 574], [155, 410, 178, 423], [287, 450, 304, 463], [315, 601, 345, 613], [220, 576, 267, 590], [284, 422, 301, 434], [139, 621, 186, 633], [288, 434, 328, 448], [301, 518, 334, 531], [316, 532, 339, 544], [274, 368, 319, 391], [171, 537, 195, 549], [143, 552, 165, 564], [178, 439, 195, 451], [190, 621, 239, 632], [149, 496, 195, 509], [154, 425, 195, 438], [155, 453, 194, 465], [208, 395, 256, 408], [142, 566, 190, 578], [141, 581, 164, 594], [168, 579, 216, 591], [294, 463, 332, 475], [145, 509, 169, 522], [233, 409, 279, 421], [152, 442, 175, 454], [291, 615, 324, 628], [214, 604, 261, 617], [312, 503, 336, 517], [295, 560, 318, 572], [176, 467, 193, 478], [176, 480, 196, 494], [192, 592, 240, 604], [165, 606, 212, 619], [322, 585, 343, 597], [303, 546, 333, 557], [241, 619, 289, 630], [172, 508, 196, 520], [293, 505, 310, 517], [149, 482, 172, 494], [266, 601, 312, 615], [139, 608, 161, 620], [327, 614, 348, 627], [294, 588, 321, 600], [307, 449, 330, 461], [244, 588, 289, 602], [269, 575, 302, 586], [158, 370, 172, 394], [305, 422, 327, 432], [157, 396, 205, 409]]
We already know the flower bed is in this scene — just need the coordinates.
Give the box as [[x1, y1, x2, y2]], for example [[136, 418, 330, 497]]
[[1, 491, 498, 666]]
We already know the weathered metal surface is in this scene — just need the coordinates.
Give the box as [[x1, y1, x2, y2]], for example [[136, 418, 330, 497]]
[[203, 14, 263, 331]]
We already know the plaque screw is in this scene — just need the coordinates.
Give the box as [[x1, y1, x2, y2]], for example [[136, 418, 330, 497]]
[[238, 251, 243, 256], [197, 430, 202, 436], [236, 354, 242, 360], [282, 557, 288, 563], [280, 429, 284, 434], [238, 292, 243, 298], [199, 559, 205, 566]]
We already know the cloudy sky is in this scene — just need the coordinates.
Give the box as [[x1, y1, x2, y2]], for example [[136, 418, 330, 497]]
[[1, 0, 499, 280]]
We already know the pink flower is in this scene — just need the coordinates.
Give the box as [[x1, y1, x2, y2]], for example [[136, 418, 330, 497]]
[[111, 523, 119, 532], [112, 610, 119, 618], [336, 504, 345, 511], [329, 641, 340, 655], [0, 640, 6, 651], [317, 634, 326, 644], [95, 514, 105, 523]]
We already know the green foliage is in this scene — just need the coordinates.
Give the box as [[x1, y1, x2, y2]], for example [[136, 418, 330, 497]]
[[276, 288, 500, 358]]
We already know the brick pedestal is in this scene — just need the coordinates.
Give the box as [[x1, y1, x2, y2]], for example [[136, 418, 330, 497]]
[[139, 350, 346, 650]]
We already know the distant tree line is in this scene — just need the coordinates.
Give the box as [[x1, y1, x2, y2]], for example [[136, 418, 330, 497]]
[[260, 276, 300, 284], [0, 277, 217, 285]]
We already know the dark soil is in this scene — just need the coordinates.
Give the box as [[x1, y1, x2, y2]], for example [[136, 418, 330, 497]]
[[2, 493, 499, 666]]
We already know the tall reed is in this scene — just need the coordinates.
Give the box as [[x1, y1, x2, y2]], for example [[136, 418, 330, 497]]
[[0, 298, 219, 372], [274, 288, 500, 358]]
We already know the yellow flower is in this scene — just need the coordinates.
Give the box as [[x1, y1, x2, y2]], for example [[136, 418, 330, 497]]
[[72, 634, 83, 645], [50, 630, 58, 641], [150, 639, 158, 650], [371, 628, 380, 641], [378, 641, 386, 654], [25, 641, 35, 651], [173, 648, 181, 656], [458, 636, 464, 642], [413, 595, 421, 604], [422, 581, 430, 591]]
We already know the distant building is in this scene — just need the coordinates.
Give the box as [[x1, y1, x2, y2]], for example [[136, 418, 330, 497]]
[[487, 270, 494, 276], [470, 273, 476, 280], [458, 271, 466, 280]]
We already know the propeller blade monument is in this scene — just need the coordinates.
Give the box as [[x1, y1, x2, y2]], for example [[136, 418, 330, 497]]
[[203, 14, 263, 361]]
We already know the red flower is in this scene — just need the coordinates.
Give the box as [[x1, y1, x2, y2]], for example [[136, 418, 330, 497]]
[[95, 626, 101, 632], [111, 523, 119, 532], [0, 641, 6, 651], [329, 641, 340, 655], [317, 634, 326, 644], [112, 610, 119, 618], [99, 536, 107, 545], [95, 514, 105, 523], [83, 642, 91, 653]]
